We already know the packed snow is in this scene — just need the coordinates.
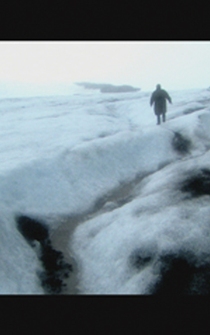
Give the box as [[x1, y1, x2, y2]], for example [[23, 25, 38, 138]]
[[1, 84, 210, 294]]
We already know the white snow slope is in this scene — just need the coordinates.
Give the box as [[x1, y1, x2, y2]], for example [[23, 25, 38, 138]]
[[1, 86, 210, 294]]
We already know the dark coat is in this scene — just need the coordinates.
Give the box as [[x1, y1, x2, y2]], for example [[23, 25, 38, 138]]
[[150, 88, 172, 115]]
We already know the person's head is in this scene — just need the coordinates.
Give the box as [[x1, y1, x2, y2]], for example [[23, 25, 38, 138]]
[[156, 84, 161, 90]]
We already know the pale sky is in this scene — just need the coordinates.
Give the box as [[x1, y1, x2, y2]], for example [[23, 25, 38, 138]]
[[0, 41, 210, 92]]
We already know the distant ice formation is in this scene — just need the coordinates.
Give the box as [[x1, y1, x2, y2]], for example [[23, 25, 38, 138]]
[[76, 82, 140, 93]]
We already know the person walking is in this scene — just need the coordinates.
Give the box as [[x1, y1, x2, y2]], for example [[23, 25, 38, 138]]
[[150, 84, 172, 125]]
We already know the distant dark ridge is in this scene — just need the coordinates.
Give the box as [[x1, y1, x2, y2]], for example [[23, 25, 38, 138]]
[[16, 215, 73, 294], [76, 82, 140, 93]]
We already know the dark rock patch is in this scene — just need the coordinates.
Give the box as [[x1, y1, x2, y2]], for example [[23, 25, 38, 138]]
[[189, 266, 210, 294], [16, 215, 49, 245], [181, 168, 210, 197], [152, 252, 210, 295], [172, 132, 191, 154], [152, 253, 195, 295], [16, 215, 73, 294], [38, 240, 73, 294]]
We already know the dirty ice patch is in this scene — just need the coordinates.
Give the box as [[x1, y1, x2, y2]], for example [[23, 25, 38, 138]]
[[163, 109, 210, 155]]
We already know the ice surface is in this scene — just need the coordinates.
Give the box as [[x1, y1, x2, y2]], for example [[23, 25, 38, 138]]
[[1, 84, 210, 294]]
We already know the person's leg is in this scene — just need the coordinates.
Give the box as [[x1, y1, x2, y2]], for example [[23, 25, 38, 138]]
[[162, 113, 166, 122], [157, 115, 161, 125]]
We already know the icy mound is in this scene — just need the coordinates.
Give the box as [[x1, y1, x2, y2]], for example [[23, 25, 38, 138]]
[[1, 87, 210, 294], [70, 107, 210, 294], [0, 127, 178, 217], [71, 150, 210, 294]]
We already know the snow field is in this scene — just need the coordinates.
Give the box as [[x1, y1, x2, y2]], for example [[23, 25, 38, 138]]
[[1, 86, 210, 293]]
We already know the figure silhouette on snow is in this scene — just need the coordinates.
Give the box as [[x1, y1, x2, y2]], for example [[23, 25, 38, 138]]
[[150, 84, 172, 125]]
